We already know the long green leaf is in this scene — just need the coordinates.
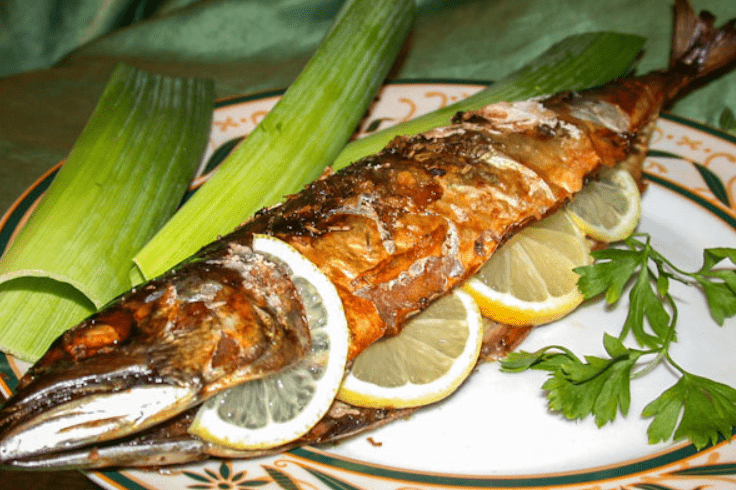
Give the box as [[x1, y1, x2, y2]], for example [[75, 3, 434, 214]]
[[0, 63, 214, 360], [333, 32, 645, 170], [133, 0, 416, 280], [135, 31, 644, 282]]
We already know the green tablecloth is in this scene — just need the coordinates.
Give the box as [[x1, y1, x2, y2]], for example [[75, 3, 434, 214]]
[[2, 0, 735, 215]]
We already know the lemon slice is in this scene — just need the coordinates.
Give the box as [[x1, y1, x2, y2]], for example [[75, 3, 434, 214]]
[[188, 234, 349, 450], [566, 166, 641, 242], [337, 289, 483, 409], [463, 211, 592, 326]]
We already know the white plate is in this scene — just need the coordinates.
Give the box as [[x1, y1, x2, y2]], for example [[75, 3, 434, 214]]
[[1, 81, 736, 490]]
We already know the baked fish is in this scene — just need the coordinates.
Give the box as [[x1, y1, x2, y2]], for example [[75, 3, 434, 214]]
[[1, 0, 735, 470]]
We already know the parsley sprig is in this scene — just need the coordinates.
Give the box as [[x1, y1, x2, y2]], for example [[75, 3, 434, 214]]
[[500, 233, 736, 450]]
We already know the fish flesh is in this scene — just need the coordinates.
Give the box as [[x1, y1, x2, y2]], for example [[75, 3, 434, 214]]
[[1, 0, 735, 470]]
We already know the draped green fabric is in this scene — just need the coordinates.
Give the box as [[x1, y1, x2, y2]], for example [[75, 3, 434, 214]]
[[1, 0, 735, 215]]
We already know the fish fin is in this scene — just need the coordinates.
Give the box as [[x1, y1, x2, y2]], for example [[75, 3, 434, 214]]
[[671, 0, 736, 77]]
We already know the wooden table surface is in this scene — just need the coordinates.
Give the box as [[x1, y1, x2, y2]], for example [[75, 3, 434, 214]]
[[0, 469, 99, 489]]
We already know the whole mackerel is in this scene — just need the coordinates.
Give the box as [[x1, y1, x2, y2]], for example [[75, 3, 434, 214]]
[[1, 0, 735, 470]]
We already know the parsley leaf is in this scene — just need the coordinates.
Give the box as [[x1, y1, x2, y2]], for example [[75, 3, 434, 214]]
[[575, 248, 641, 304], [694, 248, 736, 324], [500, 346, 579, 373], [698, 280, 736, 325], [544, 335, 644, 427], [643, 372, 736, 449], [500, 234, 736, 450], [623, 265, 670, 348], [504, 336, 644, 427]]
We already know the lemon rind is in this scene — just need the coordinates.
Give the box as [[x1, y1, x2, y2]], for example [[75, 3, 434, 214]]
[[566, 167, 641, 242], [463, 276, 585, 326], [337, 289, 483, 409], [189, 234, 349, 450]]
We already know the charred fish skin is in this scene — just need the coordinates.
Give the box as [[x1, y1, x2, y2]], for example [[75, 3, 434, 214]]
[[0, 322, 533, 470], [1, 0, 736, 470], [1, 400, 418, 470], [240, 94, 638, 359], [0, 241, 311, 461]]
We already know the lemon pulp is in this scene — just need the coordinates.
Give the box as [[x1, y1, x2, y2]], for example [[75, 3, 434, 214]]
[[337, 289, 483, 409], [189, 235, 348, 450], [463, 211, 592, 326], [566, 165, 641, 242]]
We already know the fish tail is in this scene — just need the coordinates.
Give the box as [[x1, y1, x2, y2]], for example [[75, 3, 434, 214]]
[[585, 1, 736, 134], [671, 0, 736, 79]]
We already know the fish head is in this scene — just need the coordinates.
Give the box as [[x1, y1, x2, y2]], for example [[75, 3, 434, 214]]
[[0, 246, 311, 464], [0, 341, 202, 462]]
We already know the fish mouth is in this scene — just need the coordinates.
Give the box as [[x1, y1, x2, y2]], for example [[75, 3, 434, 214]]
[[0, 406, 207, 470], [0, 354, 201, 464]]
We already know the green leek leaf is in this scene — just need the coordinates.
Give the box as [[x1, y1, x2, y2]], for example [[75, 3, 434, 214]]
[[133, 0, 416, 280], [0, 63, 214, 361], [333, 32, 645, 170], [134, 31, 644, 281]]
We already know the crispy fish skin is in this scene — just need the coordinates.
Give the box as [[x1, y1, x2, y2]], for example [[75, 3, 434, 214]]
[[1, 0, 736, 470], [240, 89, 645, 360], [241, 117, 591, 358], [0, 243, 312, 459], [3, 324, 532, 471]]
